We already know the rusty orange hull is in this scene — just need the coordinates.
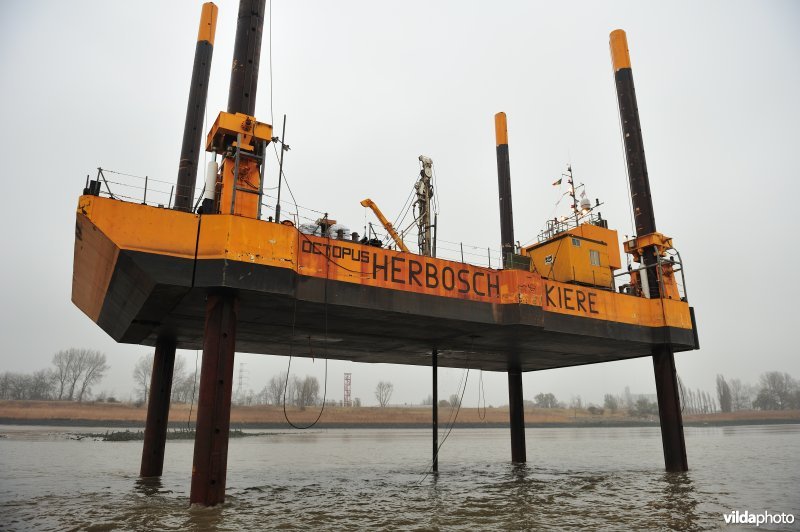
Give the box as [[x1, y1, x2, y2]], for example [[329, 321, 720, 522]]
[[73, 196, 697, 371]]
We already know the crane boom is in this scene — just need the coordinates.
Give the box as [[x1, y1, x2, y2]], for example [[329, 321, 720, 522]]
[[360, 198, 410, 252]]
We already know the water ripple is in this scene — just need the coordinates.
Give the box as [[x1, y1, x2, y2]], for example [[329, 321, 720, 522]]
[[1, 425, 798, 530]]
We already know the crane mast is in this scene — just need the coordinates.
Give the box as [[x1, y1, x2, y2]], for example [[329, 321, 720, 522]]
[[415, 156, 436, 257], [359, 198, 410, 252]]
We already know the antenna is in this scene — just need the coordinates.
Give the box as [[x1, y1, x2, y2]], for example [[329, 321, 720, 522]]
[[565, 164, 580, 224], [536, 163, 605, 243]]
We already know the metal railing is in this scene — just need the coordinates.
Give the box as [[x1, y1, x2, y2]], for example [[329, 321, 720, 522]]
[[613, 247, 688, 302], [536, 212, 607, 243], [86, 167, 200, 209], [81, 168, 524, 271]]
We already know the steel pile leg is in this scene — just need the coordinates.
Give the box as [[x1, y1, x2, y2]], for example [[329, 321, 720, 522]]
[[432, 349, 438, 473], [508, 370, 527, 463], [653, 345, 688, 472], [190, 292, 238, 506], [140, 337, 177, 477]]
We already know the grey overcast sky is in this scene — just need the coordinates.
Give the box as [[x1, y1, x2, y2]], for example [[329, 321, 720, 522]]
[[0, 1, 798, 407]]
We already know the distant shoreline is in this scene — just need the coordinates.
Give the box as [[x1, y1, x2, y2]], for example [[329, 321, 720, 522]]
[[1, 400, 798, 430], [1, 418, 799, 430]]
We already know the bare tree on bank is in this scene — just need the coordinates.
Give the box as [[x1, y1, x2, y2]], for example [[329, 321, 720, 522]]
[[728, 378, 753, 411], [283, 375, 298, 407], [52, 348, 108, 401], [448, 393, 460, 407], [132, 353, 197, 405], [132, 354, 153, 403], [66, 350, 86, 400], [172, 356, 199, 404], [265, 372, 288, 406], [716, 374, 732, 413], [633, 397, 658, 417], [30, 369, 56, 399], [534, 392, 558, 408], [76, 351, 109, 401], [52, 350, 74, 400], [251, 373, 320, 408], [754, 372, 798, 410], [375, 381, 394, 407], [603, 394, 620, 413], [295, 376, 320, 410], [168, 356, 192, 403], [0, 370, 57, 400], [623, 386, 634, 410]]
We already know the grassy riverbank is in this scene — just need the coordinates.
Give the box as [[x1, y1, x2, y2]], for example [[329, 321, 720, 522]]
[[1, 400, 798, 428]]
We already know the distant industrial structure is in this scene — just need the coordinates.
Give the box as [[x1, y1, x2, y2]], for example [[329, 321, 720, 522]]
[[343, 373, 352, 407]]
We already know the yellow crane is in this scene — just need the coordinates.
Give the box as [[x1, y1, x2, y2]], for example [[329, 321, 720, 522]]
[[360, 198, 409, 252]]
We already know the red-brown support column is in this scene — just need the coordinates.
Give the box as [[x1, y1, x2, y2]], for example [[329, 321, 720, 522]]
[[140, 337, 176, 477], [653, 345, 688, 472], [190, 291, 238, 506]]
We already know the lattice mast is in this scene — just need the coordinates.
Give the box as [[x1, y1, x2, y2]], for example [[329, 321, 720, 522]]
[[415, 156, 436, 257]]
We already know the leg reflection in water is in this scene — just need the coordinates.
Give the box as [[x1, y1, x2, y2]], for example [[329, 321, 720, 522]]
[[134, 476, 165, 497], [654, 472, 701, 530]]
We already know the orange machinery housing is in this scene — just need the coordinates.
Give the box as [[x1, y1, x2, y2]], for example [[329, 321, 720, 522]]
[[523, 222, 621, 289]]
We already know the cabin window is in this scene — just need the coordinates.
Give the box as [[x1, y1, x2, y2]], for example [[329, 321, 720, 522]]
[[590, 249, 601, 266], [571, 237, 581, 247]]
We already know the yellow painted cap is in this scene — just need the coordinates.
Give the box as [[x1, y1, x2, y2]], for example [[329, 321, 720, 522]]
[[609, 29, 631, 72], [198, 2, 218, 45], [494, 112, 508, 146]]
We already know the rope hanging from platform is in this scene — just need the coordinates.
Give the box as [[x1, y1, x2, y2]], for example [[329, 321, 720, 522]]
[[477, 369, 487, 421], [417, 361, 471, 484], [281, 219, 331, 430], [281, 355, 328, 430]]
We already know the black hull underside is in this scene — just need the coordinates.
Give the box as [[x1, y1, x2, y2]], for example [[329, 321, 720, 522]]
[[95, 249, 697, 372]]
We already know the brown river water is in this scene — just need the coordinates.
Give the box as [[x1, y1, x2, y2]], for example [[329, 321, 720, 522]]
[[1, 424, 798, 530]]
